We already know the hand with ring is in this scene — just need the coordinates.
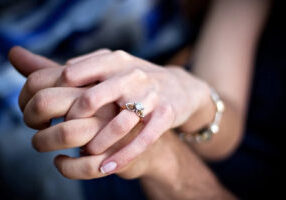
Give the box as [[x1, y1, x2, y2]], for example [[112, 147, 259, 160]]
[[10, 46, 211, 178]]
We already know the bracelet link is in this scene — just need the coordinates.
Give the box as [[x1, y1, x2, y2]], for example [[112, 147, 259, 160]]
[[178, 87, 225, 143]]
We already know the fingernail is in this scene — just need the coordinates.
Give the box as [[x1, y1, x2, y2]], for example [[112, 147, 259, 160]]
[[100, 161, 117, 174]]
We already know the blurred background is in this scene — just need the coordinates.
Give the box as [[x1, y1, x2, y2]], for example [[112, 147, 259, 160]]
[[0, 0, 284, 199], [0, 1, 201, 199]]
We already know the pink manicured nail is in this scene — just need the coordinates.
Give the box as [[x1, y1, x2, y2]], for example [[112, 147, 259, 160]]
[[100, 161, 117, 174]]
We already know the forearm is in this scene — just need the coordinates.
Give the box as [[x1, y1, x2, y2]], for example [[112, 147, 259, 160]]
[[179, 0, 270, 160], [140, 131, 236, 200]]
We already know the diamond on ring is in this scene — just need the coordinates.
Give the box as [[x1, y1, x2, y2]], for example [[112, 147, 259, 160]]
[[124, 102, 145, 118]]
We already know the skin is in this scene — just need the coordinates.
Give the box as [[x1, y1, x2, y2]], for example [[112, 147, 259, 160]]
[[9, 47, 235, 200], [8, 0, 270, 199], [12, 47, 211, 174], [181, 0, 270, 160]]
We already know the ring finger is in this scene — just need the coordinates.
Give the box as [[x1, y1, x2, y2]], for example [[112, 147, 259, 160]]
[[85, 91, 159, 155]]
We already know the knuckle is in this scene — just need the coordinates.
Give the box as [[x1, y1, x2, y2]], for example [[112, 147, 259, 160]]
[[26, 72, 41, 94], [130, 68, 147, 80], [82, 161, 96, 177], [80, 92, 96, 110], [58, 124, 74, 146], [113, 50, 131, 61], [32, 90, 49, 114], [159, 103, 175, 124], [61, 67, 75, 86]]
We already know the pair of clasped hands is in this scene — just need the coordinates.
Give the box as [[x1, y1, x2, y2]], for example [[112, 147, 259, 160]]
[[9, 46, 209, 180]]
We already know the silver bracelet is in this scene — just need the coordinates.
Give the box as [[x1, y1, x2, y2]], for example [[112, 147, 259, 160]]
[[178, 87, 225, 143]]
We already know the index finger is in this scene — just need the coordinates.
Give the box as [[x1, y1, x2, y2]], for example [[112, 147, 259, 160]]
[[9, 46, 60, 77]]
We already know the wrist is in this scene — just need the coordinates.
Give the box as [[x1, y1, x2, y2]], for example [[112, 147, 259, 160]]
[[169, 66, 216, 133], [140, 131, 185, 194], [181, 86, 216, 132], [141, 131, 179, 178], [140, 131, 236, 200], [166, 66, 215, 128]]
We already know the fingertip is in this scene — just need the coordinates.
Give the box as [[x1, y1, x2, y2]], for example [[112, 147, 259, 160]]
[[8, 46, 25, 64], [8, 46, 36, 77], [54, 154, 69, 166], [9, 45, 24, 53], [8, 45, 22, 58], [9, 46, 60, 77], [54, 154, 71, 178]]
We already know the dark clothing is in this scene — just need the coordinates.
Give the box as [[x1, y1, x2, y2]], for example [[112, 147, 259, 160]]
[[210, 1, 285, 199]]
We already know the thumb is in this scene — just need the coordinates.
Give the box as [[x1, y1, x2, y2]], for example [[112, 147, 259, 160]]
[[8, 46, 60, 77]]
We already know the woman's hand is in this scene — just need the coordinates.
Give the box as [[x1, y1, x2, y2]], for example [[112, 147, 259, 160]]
[[10, 47, 211, 176], [9, 47, 237, 200], [55, 49, 211, 174], [9, 47, 160, 180]]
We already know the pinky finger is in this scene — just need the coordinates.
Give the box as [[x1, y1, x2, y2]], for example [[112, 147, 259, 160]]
[[99, 104, 175, 174]]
